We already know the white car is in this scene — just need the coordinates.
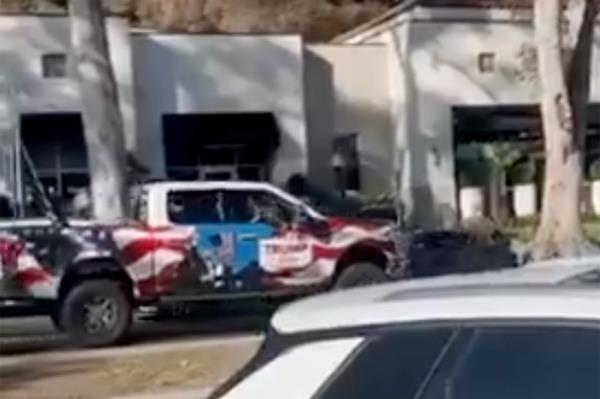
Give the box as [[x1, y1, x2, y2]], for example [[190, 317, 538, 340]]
[[210, 258, 600, 399]]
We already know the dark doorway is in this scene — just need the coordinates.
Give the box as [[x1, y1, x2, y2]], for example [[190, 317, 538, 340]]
[[20, 113, 89, 215], [162, 113, 281, 182]]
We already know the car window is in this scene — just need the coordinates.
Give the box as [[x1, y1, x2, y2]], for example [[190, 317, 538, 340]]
[[167, 190, 222, 224], [422, 326, 600, 399], [221, 190, 295, 225], [314, 328, 456, 399], [220, 338, 363, 399]]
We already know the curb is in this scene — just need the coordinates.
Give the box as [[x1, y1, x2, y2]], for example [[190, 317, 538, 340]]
[[0, 334, 262, 368], [110, 386, 214, 399]]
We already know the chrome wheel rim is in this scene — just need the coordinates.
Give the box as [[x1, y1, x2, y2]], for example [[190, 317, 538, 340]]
[[83, 296, 118, 334]]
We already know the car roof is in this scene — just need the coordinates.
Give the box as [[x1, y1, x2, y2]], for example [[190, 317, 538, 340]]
[[272, 258, 600, 334], [142, 180, 280, 192]]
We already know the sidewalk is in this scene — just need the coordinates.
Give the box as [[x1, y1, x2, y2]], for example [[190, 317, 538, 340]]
[[0, 334, 261, 368], [0, 335, 260, 399]]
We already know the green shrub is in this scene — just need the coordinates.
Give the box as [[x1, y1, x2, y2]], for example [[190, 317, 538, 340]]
[[508, 158, 536, 185], [457, 158, 490, 187]]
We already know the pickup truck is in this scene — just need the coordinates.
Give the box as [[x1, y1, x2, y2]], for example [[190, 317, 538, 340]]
[[0, 181, 401, 347]]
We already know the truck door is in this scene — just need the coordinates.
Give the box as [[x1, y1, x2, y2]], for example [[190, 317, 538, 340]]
[[166, 189, 290, 292], [221, 191, 276, 274]]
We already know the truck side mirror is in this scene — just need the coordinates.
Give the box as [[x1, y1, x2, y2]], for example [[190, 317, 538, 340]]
[[292, 207, 311, 226]]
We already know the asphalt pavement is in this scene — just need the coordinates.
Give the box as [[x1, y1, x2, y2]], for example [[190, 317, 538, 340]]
[[0, 302, 273, 356]]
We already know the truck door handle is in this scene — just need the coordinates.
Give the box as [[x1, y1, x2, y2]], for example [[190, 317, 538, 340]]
[[238, 233, 258, 241]]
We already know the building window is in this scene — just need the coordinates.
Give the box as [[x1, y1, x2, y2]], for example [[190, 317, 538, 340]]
[[477, 52, 495, 74], [20, 114, 88, 217], [42, 53, 67, 78], [332, 133, 361, 194]]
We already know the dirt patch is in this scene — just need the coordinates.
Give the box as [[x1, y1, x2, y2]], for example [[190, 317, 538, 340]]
[[0, 342, 258, 399]]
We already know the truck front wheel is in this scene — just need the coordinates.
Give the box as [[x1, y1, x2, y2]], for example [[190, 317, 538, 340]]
[[60, 280, 132, 347], [334, 262, 387, 290]]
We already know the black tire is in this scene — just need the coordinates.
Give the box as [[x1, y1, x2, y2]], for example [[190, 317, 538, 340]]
[[334, 262, 388, 290], [49, 307, 63, 332], [60, 280, 132, 347]]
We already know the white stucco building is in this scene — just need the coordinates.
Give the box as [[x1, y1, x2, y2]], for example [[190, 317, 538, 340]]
[[327, 2, 600, 227], [0, 14, 310, 205], [1, 1, 600, 227]]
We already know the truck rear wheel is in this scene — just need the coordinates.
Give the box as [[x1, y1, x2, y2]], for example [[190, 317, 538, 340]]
[[60, 280, 132, 347], [334, 262, 387, 289]]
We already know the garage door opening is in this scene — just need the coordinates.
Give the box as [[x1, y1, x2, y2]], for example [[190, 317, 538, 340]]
[[162, 113, 281, 182], [453, 104, 600, 220]]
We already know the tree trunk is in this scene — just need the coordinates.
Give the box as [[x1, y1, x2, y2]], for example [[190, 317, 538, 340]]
[[532, 0, 599, 259], [69, 0, 128, 222]]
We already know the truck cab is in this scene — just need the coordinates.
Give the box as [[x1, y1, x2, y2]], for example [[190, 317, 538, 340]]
[[1, 180, 398, 347], [133, 181, 398, 296]]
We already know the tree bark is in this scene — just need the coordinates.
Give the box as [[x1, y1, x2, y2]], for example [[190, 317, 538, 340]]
[[69, 0, 128, 222], [532, 0, 599, 259]]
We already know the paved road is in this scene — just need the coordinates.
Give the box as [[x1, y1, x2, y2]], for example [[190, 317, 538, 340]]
[[0, 302, 273, 356]]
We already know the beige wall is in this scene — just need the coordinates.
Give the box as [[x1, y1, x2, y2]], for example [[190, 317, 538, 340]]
[[306, 44, 392, 196]]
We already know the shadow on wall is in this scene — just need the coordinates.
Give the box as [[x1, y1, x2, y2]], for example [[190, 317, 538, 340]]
[[0, 17, 139, 150], [303, 48, 335, 189], [135, 35, 307, 184], [387, 14, 544, 229], [337, 98, 393, 196]]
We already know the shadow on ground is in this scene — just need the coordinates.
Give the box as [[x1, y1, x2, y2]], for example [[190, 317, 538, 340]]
[[0, 299, 278, 356]]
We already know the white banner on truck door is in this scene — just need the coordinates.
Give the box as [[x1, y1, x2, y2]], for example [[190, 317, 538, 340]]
[[259, 238, 312, 273]]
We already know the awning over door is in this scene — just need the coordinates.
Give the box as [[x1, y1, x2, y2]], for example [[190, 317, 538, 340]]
[[453, 104, 600, 144], [162, 112, 281, 168]]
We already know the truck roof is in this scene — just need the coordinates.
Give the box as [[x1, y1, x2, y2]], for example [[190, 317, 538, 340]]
[[139, 181, 319, 220], [141, 180, 282, 192], [271, 258, 600, 334]]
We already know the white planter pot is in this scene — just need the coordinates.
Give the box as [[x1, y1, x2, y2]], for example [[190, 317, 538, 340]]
[[459, 186, 484, 220], [592, 180, 600, 215], [513, 183, 537, 217]]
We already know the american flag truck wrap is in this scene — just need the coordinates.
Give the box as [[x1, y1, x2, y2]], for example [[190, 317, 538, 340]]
[[0, 181, 401, 347]]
